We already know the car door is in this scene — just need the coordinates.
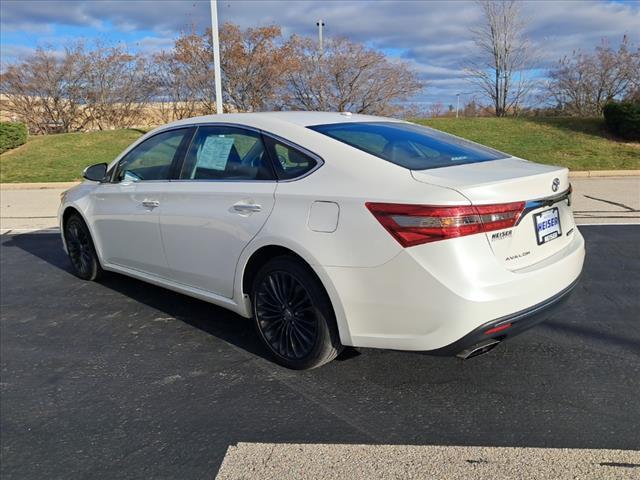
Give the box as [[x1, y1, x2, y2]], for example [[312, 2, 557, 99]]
[[159, 125, 277, 298], [90, 127, 194, 277]]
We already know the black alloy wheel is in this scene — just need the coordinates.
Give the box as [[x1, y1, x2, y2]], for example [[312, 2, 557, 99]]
[[64, 213, 103, 281], [252, 256, 341, 369], [255, 270, 318, 359]]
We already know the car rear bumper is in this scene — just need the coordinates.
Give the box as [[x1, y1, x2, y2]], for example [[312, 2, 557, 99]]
[[426, 274, 581, 356], [319, 228, 585, 351]]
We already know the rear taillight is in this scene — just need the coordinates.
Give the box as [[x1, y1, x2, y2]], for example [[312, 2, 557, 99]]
[[366, 201, 525, 247]]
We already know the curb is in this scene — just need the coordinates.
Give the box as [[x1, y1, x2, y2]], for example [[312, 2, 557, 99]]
[[0, 182, 81, 190], [0, 170, 639, 189], [1, 228, 61, 235], [569, 170, 640, 178]]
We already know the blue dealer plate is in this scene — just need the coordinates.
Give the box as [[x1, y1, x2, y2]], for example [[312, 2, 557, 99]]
[[534, 207, 562, 245]]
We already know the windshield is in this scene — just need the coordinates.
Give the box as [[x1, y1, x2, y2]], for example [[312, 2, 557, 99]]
[[309, 121, 509, 170]]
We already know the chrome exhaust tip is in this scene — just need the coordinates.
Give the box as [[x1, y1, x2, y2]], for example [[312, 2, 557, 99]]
[[456, 339, 501, 360]]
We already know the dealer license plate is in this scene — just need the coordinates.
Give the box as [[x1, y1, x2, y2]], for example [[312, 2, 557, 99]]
[[534, 207, 562, 245]]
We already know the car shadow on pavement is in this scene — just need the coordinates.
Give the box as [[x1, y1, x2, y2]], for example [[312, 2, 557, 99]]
[[5, 231, 638, 360], [3, 232, 358, 365], [3, 232, 273, 362]]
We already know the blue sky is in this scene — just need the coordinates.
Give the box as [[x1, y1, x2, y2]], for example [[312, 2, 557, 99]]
[[1, 0, 639, 107]]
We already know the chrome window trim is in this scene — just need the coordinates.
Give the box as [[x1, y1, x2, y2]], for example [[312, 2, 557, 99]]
[[175, 122, 324, 183], [515, 186, 572, 225], [108, 121, 325, 184]]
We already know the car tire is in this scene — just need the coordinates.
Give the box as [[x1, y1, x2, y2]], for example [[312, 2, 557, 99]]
[[64, 213, 103, 281], [251, 256, 342, 369]]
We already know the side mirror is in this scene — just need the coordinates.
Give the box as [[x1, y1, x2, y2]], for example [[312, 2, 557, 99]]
[[83, 163, 108, 182]]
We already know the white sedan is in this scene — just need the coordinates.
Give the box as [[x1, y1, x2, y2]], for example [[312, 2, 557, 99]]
[[59, 112, 585, 369]]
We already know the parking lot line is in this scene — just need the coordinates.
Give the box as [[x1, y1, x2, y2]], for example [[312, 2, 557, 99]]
[[216, 443, 640, 480]]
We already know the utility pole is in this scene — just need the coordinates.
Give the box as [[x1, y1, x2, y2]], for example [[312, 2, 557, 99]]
[[210, 0, 223, 114], [316, 20, 325, 53]]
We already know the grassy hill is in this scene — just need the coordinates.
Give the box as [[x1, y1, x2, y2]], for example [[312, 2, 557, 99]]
[[0, 129, 144, 183], [417, 117, 639, 171], [1, 118, 638, 183]]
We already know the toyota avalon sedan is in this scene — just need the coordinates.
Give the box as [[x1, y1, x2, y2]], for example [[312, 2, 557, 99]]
[[59, 112, 585, 369]]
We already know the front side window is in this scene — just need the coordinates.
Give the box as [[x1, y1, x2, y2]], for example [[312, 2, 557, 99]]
[[309, 122, 508, 170], [180, 126, 273, 180], [263, 136, 318, 180], [115, 128, 191, 182]]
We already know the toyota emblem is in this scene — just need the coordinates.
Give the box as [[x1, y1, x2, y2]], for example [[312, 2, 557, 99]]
[[552, 178, 560, 192]]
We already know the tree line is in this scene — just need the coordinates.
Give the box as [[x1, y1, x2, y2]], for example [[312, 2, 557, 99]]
[[0, 23, 423, 134], [1, 2, 638, 135], [468, 0, 639, 118]]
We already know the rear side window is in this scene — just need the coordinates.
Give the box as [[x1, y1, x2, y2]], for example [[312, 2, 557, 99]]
[[263, 136, 318, 180], [180, 126, 274, 181], [309, 122, 508, 170]]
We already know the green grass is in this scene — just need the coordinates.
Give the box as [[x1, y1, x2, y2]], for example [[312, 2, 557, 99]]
[[416, 117, 639, 171], [0, 129, 144, 183], [1, 118, 638, 183]]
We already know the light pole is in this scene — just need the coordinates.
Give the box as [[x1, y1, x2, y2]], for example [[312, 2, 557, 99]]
[[455, 92, 474, 118], [210, 0, 223, 114], [316, 20, 325, 53], [316, 20, 326, 110]]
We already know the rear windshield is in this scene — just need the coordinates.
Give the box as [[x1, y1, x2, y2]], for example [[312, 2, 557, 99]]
[[309, 121, 508, 170]]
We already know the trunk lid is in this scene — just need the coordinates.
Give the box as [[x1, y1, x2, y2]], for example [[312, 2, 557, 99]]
[[411, 158, 576, 270]]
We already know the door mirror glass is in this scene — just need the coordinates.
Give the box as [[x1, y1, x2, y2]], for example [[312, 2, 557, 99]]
[[83, 163, 108, 182]]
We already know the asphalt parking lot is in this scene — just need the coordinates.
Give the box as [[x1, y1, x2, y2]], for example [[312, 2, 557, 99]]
[[1, 225, 639, 479]]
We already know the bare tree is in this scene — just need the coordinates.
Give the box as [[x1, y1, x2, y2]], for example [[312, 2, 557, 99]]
[[429, 101, 445, 118], [1, 43, 154, 133], [152, 48, 203, 122], [1, 22, 425, 131], [153, 24, 292, 115], [463, 99, 480, 117], [547, 36, 640, 116], [467, 0, 535, 117], [284, 36, 423, 116], [218, 23, 293, 112], [281, 36, 326, 111], [172, 31, 218, 114], [152, 29, 214, 122], [0, 45, 90, 133], [82, 44, 155, 129], [151, 29, 218, 119]]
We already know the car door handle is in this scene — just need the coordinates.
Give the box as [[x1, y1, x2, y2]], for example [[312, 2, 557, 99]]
[[233, 202, 262, 213], [142, 200, 160, 208]]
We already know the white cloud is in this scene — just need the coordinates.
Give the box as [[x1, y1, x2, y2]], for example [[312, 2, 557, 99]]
[[1, 0, 638, 104]]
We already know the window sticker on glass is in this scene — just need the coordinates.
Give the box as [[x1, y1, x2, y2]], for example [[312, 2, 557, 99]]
[[197, 136, 235, 171]]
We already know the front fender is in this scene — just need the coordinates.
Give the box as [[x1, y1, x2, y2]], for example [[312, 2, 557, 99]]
[[58, 182, 100, 257]]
